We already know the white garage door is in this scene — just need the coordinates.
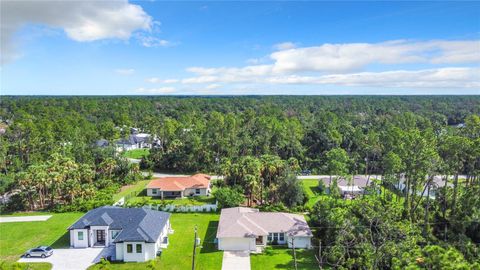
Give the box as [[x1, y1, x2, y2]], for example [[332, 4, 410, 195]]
[[218, 237, 253, 251]]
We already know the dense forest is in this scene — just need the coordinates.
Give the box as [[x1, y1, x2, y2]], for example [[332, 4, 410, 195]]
[[0, 96, 479, 269]]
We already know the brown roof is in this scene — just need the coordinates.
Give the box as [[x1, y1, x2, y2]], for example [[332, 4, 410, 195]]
[[216, 207, 312, 238], [147, 174, 210, 191]]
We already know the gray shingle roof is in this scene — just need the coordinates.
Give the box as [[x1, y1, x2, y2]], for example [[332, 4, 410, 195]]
[[216, 207, 312, 238], [68, 206, 170, 243]]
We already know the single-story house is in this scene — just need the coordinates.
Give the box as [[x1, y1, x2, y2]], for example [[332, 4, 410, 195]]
[[394, 175, 455, 198], [319, 175, 375, 196], [146, 174, 211, 199], [116, 133, 152, 151], [216, 207, 312, 252], [68, 206, 171, 262]]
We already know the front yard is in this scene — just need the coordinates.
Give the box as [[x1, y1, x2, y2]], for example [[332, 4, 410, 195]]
[[250, 246, 319, 270], [122, 149, 150, 159], [0, 212, 84, 270]]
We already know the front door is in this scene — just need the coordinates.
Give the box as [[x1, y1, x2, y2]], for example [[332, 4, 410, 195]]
[[96, 230, 105, 245], [255, 236, 263, 245]]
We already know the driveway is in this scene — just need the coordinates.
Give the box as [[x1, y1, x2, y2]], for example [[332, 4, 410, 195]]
[[0, 215, 52, 223], [18, 246, 114, 270], [222, 251, 250, 270]]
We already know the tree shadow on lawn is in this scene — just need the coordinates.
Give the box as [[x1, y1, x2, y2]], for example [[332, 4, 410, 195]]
[[50, 231, 70, 248], [199, 221, 219, 254], [308, 186, 320, 196]]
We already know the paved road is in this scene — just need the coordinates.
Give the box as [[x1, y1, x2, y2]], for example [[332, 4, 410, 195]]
[[19, 247, 114, 270], [0, 215, 52, 223], [222, 251, 251, 270]]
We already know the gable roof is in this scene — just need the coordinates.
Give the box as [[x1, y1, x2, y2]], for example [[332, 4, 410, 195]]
[[216, 207, 312, 239], [68, 206, 170, 243], [147, 174, 210, 191]]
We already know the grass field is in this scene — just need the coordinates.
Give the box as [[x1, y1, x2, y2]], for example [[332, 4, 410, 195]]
[[0, 212, 84, 270], [88, 213, 222, 270], [113, 180, 151, 202], [250, 246, 318, 270], [302, 179, 323, 208], [122, 149, 149, 159]]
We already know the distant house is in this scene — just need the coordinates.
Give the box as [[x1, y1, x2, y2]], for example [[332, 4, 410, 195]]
[[95, 139, 109, 148], [394, 175, 454, 198], [146, 174, 211, 199], [116, 133, 153, 151], [319, 175, 375, 196], [68, 206, 171, 262], [216, 207, 312, 252]]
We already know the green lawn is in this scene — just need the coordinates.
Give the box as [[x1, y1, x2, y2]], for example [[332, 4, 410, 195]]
[[122, 149, 149, 159], [113, 180, 151, 202], [302, 179, 323, 208], [251, 246, 319, 270], [88, 213, 222, 270], [0, 212, 84, 270]]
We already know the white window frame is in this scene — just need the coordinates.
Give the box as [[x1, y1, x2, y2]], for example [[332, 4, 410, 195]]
[[78, 231, 84, 240], [152, 189, 158, 195]]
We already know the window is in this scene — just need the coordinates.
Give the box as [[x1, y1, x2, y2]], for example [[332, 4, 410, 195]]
[[279, 233, 285, 242], [267, 233, 272, 242], [78, 231, 84, 240], [136, 244, 142, 253], [273, 233, 279, 242], [195, 189, 201, 194], [127, 244, 133, 253], [152, 189, 158, 195]]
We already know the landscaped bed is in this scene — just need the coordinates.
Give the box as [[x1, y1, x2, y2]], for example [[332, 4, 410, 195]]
[[250, 246, 318, 270]]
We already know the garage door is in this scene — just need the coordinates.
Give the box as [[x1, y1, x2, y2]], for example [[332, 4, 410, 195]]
[[219, 237, 252, 251]]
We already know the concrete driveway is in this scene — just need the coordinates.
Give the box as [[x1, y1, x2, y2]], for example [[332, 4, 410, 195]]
[[222, 251, 251, 270], [0, 215, 52, 223], [18, 246, 114, 270]]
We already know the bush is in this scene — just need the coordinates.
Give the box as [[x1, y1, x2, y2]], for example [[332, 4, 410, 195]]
[[214, 186, 245, 208]]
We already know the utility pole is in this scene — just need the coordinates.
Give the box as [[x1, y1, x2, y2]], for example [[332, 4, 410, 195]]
[[319, 240, 322, 269], [292, 237, 298, 270], [192, 226, 197, 270]]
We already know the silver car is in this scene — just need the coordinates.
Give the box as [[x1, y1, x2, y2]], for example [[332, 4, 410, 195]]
[[24, 246, 53, 258]]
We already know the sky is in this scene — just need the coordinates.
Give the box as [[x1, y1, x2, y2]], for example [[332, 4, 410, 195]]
[[1, 1, 479, 95]]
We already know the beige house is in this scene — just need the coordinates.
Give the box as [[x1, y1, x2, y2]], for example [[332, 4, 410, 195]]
[[146, 174, 211, 199], [216, 207, 312, 252]]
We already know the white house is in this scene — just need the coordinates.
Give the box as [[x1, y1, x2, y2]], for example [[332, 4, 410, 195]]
[[216, 207, 312, 252], [68, 206, 172, 262], [146, 174, 211, 199]]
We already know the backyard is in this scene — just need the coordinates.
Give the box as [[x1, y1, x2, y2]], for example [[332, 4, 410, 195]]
[[250, 246, 319, 270]]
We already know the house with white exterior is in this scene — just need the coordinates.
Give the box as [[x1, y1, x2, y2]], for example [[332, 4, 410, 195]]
[[68, 206, 171, 262], [216, 207, 312, 252], [146, 174, 211, 199], [319, 175, 375, 197]]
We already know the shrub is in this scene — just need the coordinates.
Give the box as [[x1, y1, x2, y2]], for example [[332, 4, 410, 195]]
[[214, 186, 245, 208]]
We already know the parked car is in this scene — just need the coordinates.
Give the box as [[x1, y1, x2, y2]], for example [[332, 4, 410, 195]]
[[24, 246, 53, 258], [300, 169, 312, 175]]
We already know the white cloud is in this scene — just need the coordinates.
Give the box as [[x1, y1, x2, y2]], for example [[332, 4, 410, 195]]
[[173, 39, 480, 89], [273, 42, 297, 50], [264, 67, 480, 88], [270, 40, 480, 73], [138, 36, 171, 47], [115, 68, 135, 75], [146, 77, 178, 83], [1, 0, 153, 64], [206, 84, 221, 89], [135, 86, 176, 94]]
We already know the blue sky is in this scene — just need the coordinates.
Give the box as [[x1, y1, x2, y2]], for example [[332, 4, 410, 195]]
[[1, 1, 479, 95]]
